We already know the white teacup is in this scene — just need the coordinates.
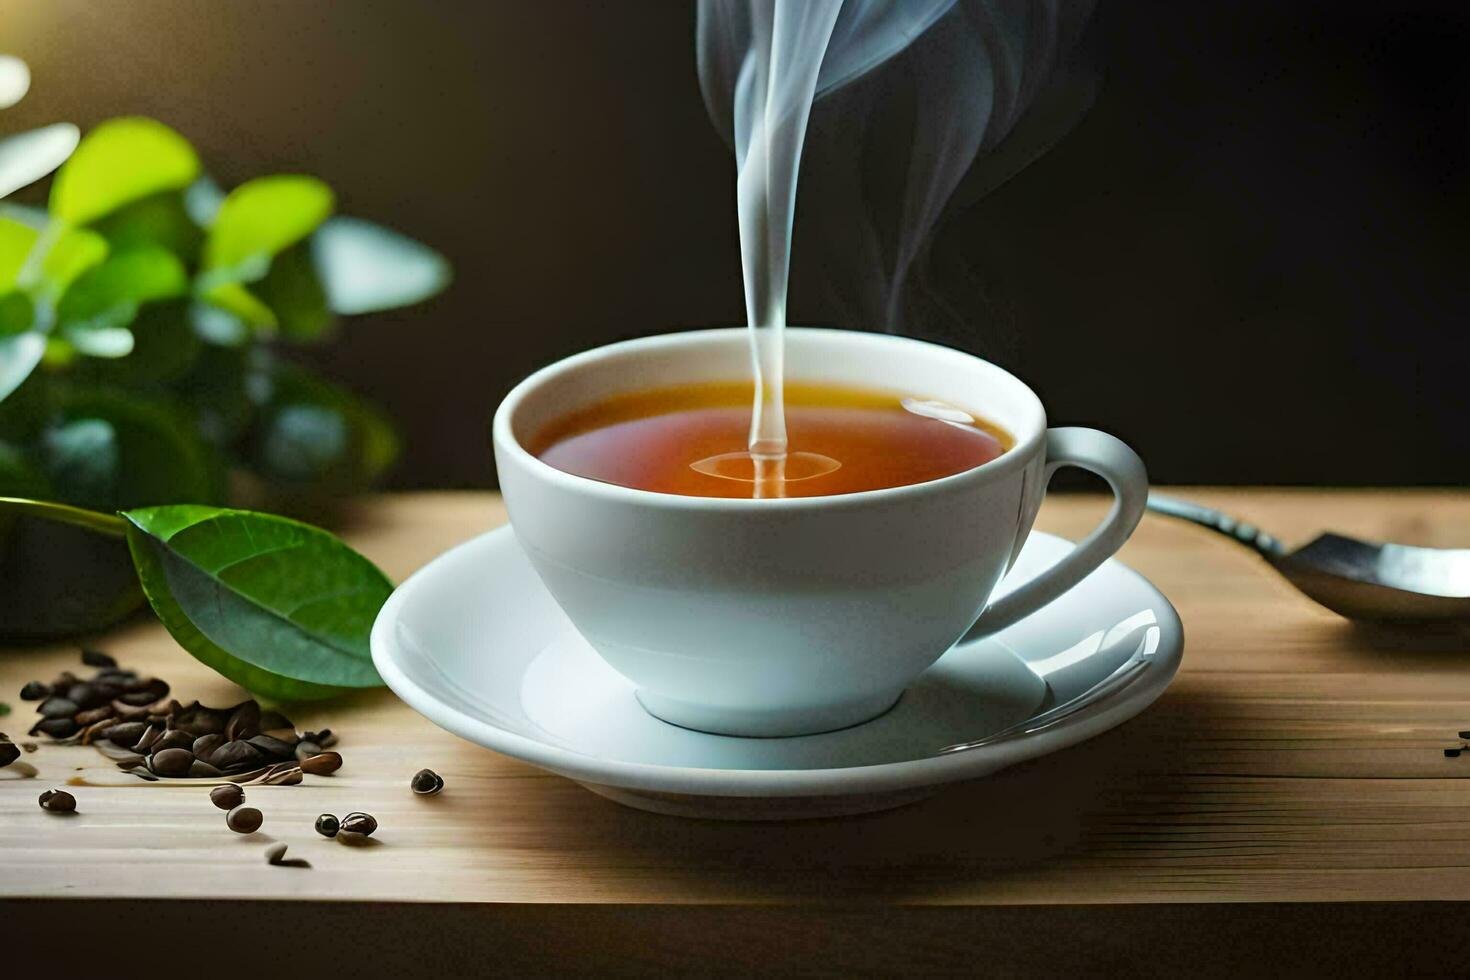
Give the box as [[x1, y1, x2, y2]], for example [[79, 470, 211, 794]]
[[493, 328, 1147, 737]]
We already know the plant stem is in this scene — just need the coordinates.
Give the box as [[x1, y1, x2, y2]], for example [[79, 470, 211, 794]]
[[0, 496, 129, 537]]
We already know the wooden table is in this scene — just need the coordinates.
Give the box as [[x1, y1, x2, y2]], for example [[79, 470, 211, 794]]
[[5, 490, 1470, 973]]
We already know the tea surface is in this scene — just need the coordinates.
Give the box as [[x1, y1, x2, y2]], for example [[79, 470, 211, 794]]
[[530, 382, 1011, 499]]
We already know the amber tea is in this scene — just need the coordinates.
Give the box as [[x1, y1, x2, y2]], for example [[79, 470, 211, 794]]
[[530, 381, 1012, 499]]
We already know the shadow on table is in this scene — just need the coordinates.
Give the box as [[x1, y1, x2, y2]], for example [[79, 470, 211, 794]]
[[513, 687, 1222, 901]]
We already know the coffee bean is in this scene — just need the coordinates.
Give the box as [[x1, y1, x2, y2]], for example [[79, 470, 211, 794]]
[[341, 812, 377, 836], [38, 789, 76, 813], [410, 768, 444, 796], [301, 729, 337, 749], [226, 805, 263, 834], [336, 830, 370, 846], [224, 701, 261, 742], [66, 683, 108, 710], [50, 671, 79, 691], [189, 758, 222, 778], [0, 742, 19, 768], [300, 752, 342, 776], [212, 740, 266, 772], [33, 718, 77, 738], [192, 734, 225, 760], [173, 702, 231, 736], [149, 747, 195, 777], [314, 814, 340, 838], [19, 681, 49, 701], [265, 842, 289, 865], [132, 724, 163, 753], [74, 705, 114, 727], [38, 696, 79, 719], [246, 734, 296, 760], [210, 784, 245, 810], [119, 678, 169, 708], [20, 742, 36, 753], [106, 721, 147, 747], [81, 649, 117, 668], [151, 729, 195, 754], [294, 741, 322, 761], [263, 767, 303, 786]]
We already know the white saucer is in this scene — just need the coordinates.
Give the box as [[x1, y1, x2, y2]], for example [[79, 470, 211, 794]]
[[372, 525, 1183, 819]]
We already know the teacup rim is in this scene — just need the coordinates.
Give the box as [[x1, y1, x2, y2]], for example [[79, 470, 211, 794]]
[[492, 326, 1047, 510]]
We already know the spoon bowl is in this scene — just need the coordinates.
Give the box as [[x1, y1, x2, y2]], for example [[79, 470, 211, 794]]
[[1147, 494, 1470, 624]]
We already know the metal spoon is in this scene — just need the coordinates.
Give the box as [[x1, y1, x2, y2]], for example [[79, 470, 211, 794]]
[[1147, 493, 1470, 623]]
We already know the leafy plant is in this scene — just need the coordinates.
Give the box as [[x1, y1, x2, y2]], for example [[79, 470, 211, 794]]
[[1, 496, 391, 699], [0, 59, 450, 641]]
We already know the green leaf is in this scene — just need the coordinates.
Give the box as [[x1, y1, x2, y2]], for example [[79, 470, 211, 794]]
[[89, 191, 203, 264], [40, 387, 222, 511], [0, 123, 80, 199], [255, 241, 332, 341], [0, 333, 43, 403], [123, 505, 391, 699], [41, 226, 109, 296], [197, 280, 276, 334], [313, 216, 452, 314], [246, 363, 398, 492], [51, 118, 200, 226], [0, 495, 142, 642], [0, 217, 39, 291], [0, 291, 33, 335], [58, 245, 188, 331], [203, 175, 333, 281]]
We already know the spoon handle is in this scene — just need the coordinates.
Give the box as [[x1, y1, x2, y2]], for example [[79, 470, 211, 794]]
[[1146, 493, 1285, 558]]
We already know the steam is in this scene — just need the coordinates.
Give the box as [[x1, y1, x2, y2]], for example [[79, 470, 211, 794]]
[[696, 0, 1098, 452]]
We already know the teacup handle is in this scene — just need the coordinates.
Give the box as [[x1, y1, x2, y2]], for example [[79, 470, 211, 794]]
[[960, 427, 1148, 643]]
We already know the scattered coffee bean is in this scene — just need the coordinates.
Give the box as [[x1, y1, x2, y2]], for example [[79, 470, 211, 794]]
[[246, 734, 296, 760], [411, 768, 444, 796], [81, 649, 117, 668], [0, 741, 19, 768], [315, 814, 340, 838], [212, 740, 266, 772], [118, 679, 169, 707], [19, 657, 347, 783], [149, 747, 195, 777], [32, 718, 77, 739], [151, 729, 195, 754], [300, 752, 342, 776], [20, 742, 36, 753], [74, 705, 114, 727], [265, 842, 290, 865], [66, 683, 109, 711], [302, 729, 337, 749], [226, 805, 263, 834], [341, 812, 377, 837], [192, 733, 225, 760], [211, 784, 245, 810], [1446, 748, 1462, 758], [38, 789, 76, 813], [38, 697, 79, 720], [336, 830, 370, 846], [225, 701, 261, 742], [262, 767, 304, 786]]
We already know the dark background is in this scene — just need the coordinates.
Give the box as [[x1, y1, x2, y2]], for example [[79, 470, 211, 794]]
[[6, 0, 1469, 487]]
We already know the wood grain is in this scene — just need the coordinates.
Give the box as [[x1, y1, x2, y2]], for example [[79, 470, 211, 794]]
[[4, 489, 1470, 913]]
